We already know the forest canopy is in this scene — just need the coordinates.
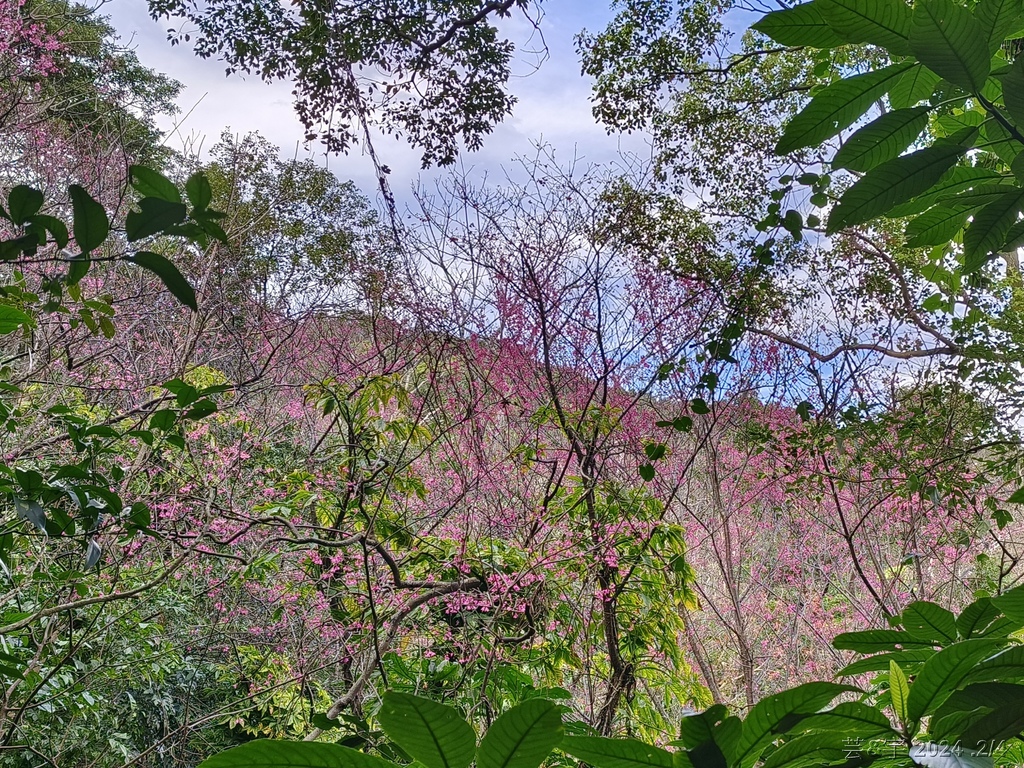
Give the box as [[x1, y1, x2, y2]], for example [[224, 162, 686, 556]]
[[2, 0, 1024, 766]]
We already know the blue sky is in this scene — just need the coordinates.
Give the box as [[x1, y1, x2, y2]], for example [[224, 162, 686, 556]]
[[106, 0, 653, 202]]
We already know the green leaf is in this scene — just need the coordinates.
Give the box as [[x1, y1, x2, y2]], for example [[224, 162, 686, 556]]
[[197, 740, 405, 767], [788, 701, 897, 738], [902, 601, 958, 644], [150, 409, 177, 430], [0, 306, 31, 335], [1002, 56, 1024, 126], [818, 0, 912, 54], [836, 649, 935, 676], [979, 121, 1023, 165], [964, 646, 1024, 685], [29, 214, 69, 249], [678, 705, 728, 750], [907, 639, 1005, 722], [890, 660, 910, 725], [1012, 151, 1024, 182], [942, 184, 1019, 209], [734, 683, 856, 768], [833, 629, 936, 653], [127, 251, 197, 311], [956, 597, 1021, 639], [828, 142, 967, 233], [993, 581, 1024, 623], [639, 464, 656, 482], [184, 399, 218, 420], [760, 733, 847, 768], [960, 701, 1024, 747], [886, 166, 1005, 217], [477, 700, 562, 768], [130, 166, 182, 203], [126, 198, 188, 242], [377, 692, 476, 768], [7, 186, 43, 224], [68, 185, 109, 254], [197, 216, 229, 243], [1004, 217, 1024, 250], [976, 0, 1023, 53], [910, 0, 991, 92], [905, 205, 971, 247], [67, 256, 90, 286], [185, 172, 213, 210], [832, 106, 930, 171], [929, 682, 1021, 741], [673, 416, 693, 432], [962, 188, 1024, 273], [889, 65, 942, 109], [752, 2, 846, 47], [776, 63, 913, 155], [560, 737, 674, 768], [644, 443, 667, 460]]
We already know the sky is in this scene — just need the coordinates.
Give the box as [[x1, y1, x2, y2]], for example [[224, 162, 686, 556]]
[[105, 0, 653, 209]]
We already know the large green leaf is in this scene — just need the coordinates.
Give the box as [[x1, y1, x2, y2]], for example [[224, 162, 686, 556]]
[[68, 185, 109, 254], [377, 692, 476, 768], [957, 597, 1022, 639], [788, 702, 897, 738], [886, 166, 1005, 217], [992, 582, 1024, 624], [760, 732, 848, 768], [7, 186, 43, 224], [477, 700, 563, 768], [130, 165, 182, 203], [889, 65, 942, 109], [777, 63, 913, 154], [960, 701, 1024, 746], [673, 706, 736, 768], [964, 646, 1024, 685], [902, 601, 958, 645], [28, 214, 69, 249], [818, 0, 912, 54], [931, 685, 1024, 751], [833, 629, 938, 653], [0, 306, 31, 335], [126, 197, 188, 242], [837, 649, 935, 676], [128, 251, 198, 311], [734, 683, 856, 768], [929, 683, 1020, 741], [1003, 57, 1024, 125], [976, 0, 1023, 53], [907, 639, 1005, 722], [979, 121, 1023, 165], [910, 0, 990, 92], [833, 106, 930, 171], [942, 184, 1020, 209], [197, 740, 403, 768], [962, 187, 1024, 273], [560, 737, 675, 768], [185, 171, 213, 210], [906, 205, 971, 246], [752, 3, 846, 48], [678, 705, 729, 750], [828, 142, 967, 232]]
